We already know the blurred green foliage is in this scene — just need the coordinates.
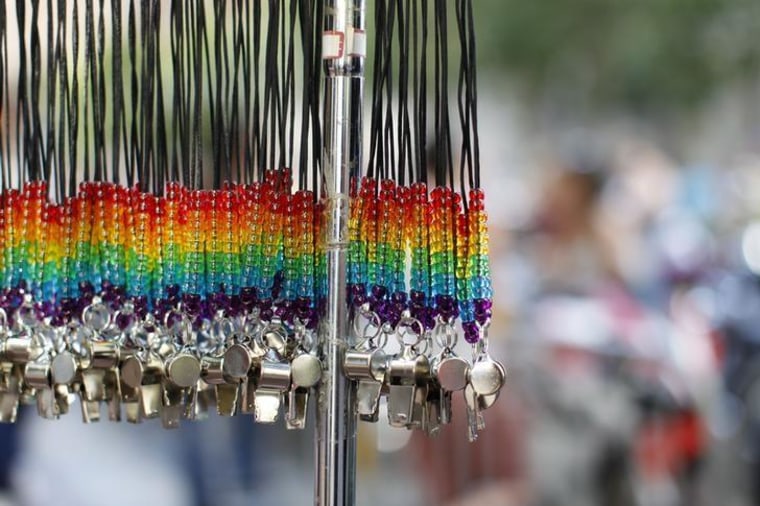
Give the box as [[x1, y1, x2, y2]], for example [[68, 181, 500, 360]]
[[474, 0, 760, 110]]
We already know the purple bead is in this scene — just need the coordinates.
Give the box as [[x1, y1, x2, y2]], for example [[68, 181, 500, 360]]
[[410, 290, 426, 305], [305, 309, 319, 330], [16, 280, 28, 292], [211, 293, 230, 313], [155, 298, 171, 314], [354, 293, 367, 307], [201, 299, 216, 320], [421, 313, 436, 331], [228, 295, 242, 317], [296, 296, 311, 311], [183, 294, 202, 316], [260, 308, 274, 321], [475, 309, 492, 326], [240, 287, 257, 311], [78, 281, 95, 298], [436, 294, 455, 312], [473, 298, 492, 313], [166, 284, 181, 298], [274, 301, 292, 318], [116, 311, 136, 330], [296, 304, 311, 321], [439, 309, 458, 322], [371, 284, 388, 300], [410, 306, 435, 330], [6, 288, 22, 309], [103, 286, 125, 309], [101, 286, 119, 303], [59, 298, 75, 319], [166, 293, 180, 307], [374, 300, 388, 318], [75, 296, 92, 318], [152, 306, 167, 324], [391, 301, 406, 316], [50, 314, 65, 327], [462, 321, 480, 344], [133, 296, 149, 317], [391, 291, 408, 304], [351, 284, 366, 297], [38, 300, 56, 318]]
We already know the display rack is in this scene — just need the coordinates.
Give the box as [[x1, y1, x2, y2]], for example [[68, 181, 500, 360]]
[[316, 1, 364, 504]]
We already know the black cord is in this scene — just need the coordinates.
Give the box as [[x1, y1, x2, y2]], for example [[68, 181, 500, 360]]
[[15, 0, 29, 183], [82, 0, 94, 183], [212, 0, 224, 188], [418, 0, 428, 183], [382, 0, 395, 183], [252, 0, 262, 179], [284, 0, 296, 172], [466, 0, 480, 189], [127, 0, 140, 188], [0, 1, 9, 191], [311, 0, 321, 197], [30, 0, 44, 182], [54, 0, 67, 200], [366, 0, 385, 180], [153, 0, 169, 194], [455, 0, 471, 207], [112, 0, 124, 187], [44, 0, 57, 188], [191, 0, 203, 189], [95, 0, 107, 182]]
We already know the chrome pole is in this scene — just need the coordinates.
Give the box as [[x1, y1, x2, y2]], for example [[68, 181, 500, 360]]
[[316, 0, 365, 505]]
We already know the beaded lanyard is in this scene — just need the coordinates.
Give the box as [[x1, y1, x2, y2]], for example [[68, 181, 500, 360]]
[[0, 0, 327, 336], [347, 0, 493, 347]]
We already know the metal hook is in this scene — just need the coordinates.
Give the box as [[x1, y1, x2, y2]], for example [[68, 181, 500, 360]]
[[395, 316, 426, 350], [434, 321, 458, 351], [472, 320, 490, 360]]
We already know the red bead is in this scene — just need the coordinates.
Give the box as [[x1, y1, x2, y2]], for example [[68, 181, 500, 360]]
[[469, 188, 484, 201]]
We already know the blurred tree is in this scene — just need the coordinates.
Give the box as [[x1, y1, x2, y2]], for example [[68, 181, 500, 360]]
[[474, 0, 760, 111]]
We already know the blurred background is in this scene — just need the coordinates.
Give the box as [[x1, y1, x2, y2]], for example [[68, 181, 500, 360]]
[[2, 1, 760, 505]]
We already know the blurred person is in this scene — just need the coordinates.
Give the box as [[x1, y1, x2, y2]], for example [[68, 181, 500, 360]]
[[530, 161, 621, 296], [11, 407, 277, 506], [409, 387, 529, 506], [12, 410, 193, 506], [504, 155, 707, 506]]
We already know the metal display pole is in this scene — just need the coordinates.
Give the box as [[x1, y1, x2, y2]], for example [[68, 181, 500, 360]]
[[316, 0, 365, 505]]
